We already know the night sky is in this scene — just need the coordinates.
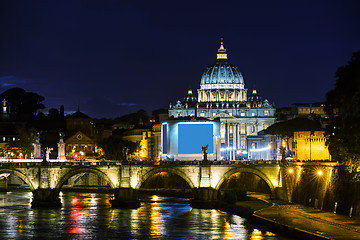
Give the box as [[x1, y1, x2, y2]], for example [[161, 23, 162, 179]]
[[0, 1, 359, 118]]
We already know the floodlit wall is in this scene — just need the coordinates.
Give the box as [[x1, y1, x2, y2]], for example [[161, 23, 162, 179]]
[[294, 131, 331, 161]]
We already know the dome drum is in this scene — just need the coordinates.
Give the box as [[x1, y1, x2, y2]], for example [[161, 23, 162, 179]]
[[199, 83, 245, 90], [198, 89, 247, 102]]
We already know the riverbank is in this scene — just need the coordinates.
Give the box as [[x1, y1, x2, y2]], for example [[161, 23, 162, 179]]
[[216, 194, 360, 240]]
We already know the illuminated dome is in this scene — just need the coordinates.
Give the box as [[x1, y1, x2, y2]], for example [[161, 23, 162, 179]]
[[200, 42, 244, 85], [248, 89, 262, 102], [183, 89, 197, 104]]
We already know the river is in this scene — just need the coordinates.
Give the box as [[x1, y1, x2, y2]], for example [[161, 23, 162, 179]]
[[0, 191, 291, 239]]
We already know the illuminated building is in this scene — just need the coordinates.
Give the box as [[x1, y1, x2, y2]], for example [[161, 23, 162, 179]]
[[294, 131, 331, 161], [291, 102, 328, 119], [168, 41, 276, 159], [161, 119, 220, 161]]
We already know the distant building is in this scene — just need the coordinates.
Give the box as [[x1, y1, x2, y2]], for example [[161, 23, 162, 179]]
[[65, 110, 111, 159], [168, 41, 276, 160], [291, 102, 328, 119], [121, 125, 162, 161]]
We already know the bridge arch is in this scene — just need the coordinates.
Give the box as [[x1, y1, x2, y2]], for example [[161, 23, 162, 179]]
[[0, 169, 36, 190], [215, 167, 276, 197], [135, 167, 195, 190], [55, 167, 116, 190]]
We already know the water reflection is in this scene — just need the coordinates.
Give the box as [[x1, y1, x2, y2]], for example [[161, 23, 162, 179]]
[[0, 192, 286, 239]]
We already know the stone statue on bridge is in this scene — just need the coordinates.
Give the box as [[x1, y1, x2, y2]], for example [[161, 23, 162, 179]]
[[202, 144, 208, 161], [45, 147, 53, 161], [123, 147, 129, 163]]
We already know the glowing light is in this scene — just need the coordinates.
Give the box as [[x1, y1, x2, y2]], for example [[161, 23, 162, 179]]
[[317, 170, 323, 176], [71, 197, 80, 206], [152, 195, 159, 202], [251, 229, 263, 239], [288, 168, 293, 174], [249, 146, 270, 152]]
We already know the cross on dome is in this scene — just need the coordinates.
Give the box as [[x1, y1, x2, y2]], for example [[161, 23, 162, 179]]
[[217, 39, 227, 59]]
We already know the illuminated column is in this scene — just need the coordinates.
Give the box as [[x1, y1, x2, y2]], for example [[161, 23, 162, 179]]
[[233, 124, 237, 154], [237, 124, 241, 151], [227, 123, 230, 160]]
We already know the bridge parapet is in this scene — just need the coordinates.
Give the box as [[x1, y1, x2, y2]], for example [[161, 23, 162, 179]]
[[0, 159, 283, 168]]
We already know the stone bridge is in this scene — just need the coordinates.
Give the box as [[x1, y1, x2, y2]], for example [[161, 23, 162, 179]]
[[0, 160, 283, 208]]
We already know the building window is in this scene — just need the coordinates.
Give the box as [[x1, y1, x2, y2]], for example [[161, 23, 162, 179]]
[[240, 111, 245, 116], [241, 140, 246, 149], [220, 92, 225, 100], [251, 126, 255, 133], [2, 137, 5, 142], [229, 112, 233, 116], [264, 110, 269, 116], [241, 124, 246, 134], [177, 111, 181, 117], [200, 111, 205, 117], [251, 112, 255, 116], [212, 112, 216, 116]]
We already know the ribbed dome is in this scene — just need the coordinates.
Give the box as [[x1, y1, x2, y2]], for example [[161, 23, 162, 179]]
[[200, 42, 244, 85]]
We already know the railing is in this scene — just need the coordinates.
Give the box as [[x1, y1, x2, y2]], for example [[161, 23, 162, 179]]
[[0, 159, 285, 167], [0, 159, 337, 168]]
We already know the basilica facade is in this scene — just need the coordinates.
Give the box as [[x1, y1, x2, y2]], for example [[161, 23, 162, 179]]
[[169, 42, 276, 160]]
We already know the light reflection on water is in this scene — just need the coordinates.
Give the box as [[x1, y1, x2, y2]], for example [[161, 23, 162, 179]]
[[0, 192, 287, 239]]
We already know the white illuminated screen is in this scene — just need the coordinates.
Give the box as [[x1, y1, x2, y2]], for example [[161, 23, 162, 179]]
[[178, 123, 213, 154]]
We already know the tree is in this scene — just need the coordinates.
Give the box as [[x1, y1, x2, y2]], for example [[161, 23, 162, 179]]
[[98, 136, 138, 160], [6, 126, 36, 159], [325, 51, 360, 181], [0, 88, 45, 119], [265, 117, 322, 150]]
